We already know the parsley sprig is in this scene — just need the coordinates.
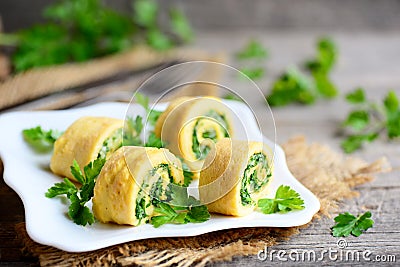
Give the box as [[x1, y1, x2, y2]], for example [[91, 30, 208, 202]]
[[258, 185, 305, 214], [266, 37, 338, 106], [124, 92, 164, 148], [235, 39, 268, 80], [341, 88, 400, 153], [332, 211, 374, 237], [22, 126, 62, 152], [151, 187, 210, 228], [45, 158, 106, 226]]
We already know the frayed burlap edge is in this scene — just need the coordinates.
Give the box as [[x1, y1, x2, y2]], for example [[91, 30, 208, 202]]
[[15, 136, 391, 267]]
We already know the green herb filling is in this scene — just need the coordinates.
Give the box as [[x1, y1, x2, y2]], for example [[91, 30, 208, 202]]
[[192, 110, 229, 160], [240, 153, 272, 206]]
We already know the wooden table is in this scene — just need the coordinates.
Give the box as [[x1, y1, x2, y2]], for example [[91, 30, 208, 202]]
[[1, 31, 399, 266]]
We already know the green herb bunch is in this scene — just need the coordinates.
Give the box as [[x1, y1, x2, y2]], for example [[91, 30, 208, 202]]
[[266, 37, 338, 106], [0, 0, 193, 72], [341, 88, 400, 153]]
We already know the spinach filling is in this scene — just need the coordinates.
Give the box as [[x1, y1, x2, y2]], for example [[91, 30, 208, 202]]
[[135, 183, 150, 223], [240, 153, 272, 206], [97, 128, 123, 159], [135, 164, 174, 221], [192, 110, 229, 160]]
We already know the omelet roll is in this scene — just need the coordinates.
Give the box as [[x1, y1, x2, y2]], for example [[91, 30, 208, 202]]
[[92, 146, 184, 225], [154, 97, 233, 174], [50, 116, 124, 182], [199, 138, 273, 216]]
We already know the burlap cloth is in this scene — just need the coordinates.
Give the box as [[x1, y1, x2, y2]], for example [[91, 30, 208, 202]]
[[15, 136, 390, 266]]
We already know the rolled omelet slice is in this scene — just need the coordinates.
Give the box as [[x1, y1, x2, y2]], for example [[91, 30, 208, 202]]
[[199, 138, 273, 216], [92, 146, 184, 225], [50, 116, 124, 182], [154, 97, 233, 174]]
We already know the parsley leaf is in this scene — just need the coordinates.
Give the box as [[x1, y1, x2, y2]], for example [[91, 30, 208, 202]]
[[332, 211, 374, 237], [5, 0, 193, 72], [45, 158, 105, 226], [384, 90, 400, 138], [133, 0, 158, 28], [236, 40, 268, 60], [169, 8, 193, 43], [240, 67, 265, 80], [258, 185, 305, 214], [341, 133, 378, 154], [145, 132, 164, 148], [151, 183, 210, 227], [266, 67, 316, 106], [346, 88, 366, 104], [135, 92, 162, 126], [341, 88, 400, 153], [266, 37, 338, 106], [22, 126, 62, 152]]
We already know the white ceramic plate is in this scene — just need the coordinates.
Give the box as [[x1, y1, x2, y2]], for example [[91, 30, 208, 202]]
[[0, 101, 320, 252]]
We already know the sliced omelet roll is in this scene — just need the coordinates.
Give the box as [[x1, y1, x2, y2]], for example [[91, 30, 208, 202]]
[[199, 138, 273, 216], [154, 97, 233, 174], [50, 116, 124, 182], [92, 146, 184, 225]]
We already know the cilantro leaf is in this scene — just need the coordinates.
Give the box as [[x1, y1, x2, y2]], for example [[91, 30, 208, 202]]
[[332, 211, 374, 237], [346, 88, 366, 104], [135, 92, 149, 110], [123, 116, 143, 146], [45, 158, 105, 226], [151, 184, 210, 227], [135, 92, 162, 126], [258, 185, 305, 214], [305, 37, 337, 73], [223, 93, 243, 102], [7, 0, 193, 72], [151, 199, 210, 228], [22, 126, 62, 152], [236, 40, 268, 60]]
